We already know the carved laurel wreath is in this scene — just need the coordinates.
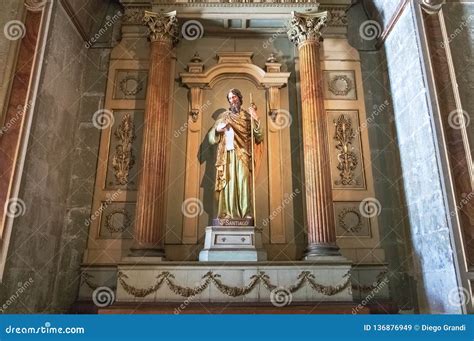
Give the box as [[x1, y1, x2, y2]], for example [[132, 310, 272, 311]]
[[338, 208, 363, 233], [118, 270, 351, 298], [119, 76, 144, 97], [328, 75, 353, 96], [105, 209, 132, 234]]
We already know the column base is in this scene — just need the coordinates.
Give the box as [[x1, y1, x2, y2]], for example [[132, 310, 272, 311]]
[[199, 225, 267, 262], [303, 244, 345, 262]]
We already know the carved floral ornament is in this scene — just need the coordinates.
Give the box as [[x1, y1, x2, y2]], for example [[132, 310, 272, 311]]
[[287, 10, 329, 47], [118, 270, 351, 298]]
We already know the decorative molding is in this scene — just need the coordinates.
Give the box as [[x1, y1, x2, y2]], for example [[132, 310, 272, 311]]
[[180, 52, 290, 89], [122, 6, 150, 25], [328, 75, 353, 96], [320, 6, 347, 26], [333, 114, 358, 186], [143, 10, 179, 45], [118, 270, 351, 298], [105, 209, 132, 234], [338, 207, 363, 233], [152, 0, 318, 7], [112, 114, 136, 186], [287, 10, 329, 47]]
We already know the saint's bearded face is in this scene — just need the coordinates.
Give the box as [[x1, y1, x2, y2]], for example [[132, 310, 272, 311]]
[[228, 92, 241, 113]]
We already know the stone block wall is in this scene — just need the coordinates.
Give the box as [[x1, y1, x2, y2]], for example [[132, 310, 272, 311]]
[[0, 1, 115, 312], [369, 1, 462, 313]]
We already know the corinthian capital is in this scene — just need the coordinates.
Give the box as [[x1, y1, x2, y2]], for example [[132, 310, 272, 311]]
[[287, 10, 329, 47], [143, 10, 179, 45]]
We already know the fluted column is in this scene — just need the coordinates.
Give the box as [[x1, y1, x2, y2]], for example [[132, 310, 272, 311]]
[[130, 11, 178, 258], [288, 11, 341, 259]]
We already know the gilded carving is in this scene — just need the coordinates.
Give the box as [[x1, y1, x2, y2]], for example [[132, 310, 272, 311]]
[[112, 114, 135, 185], [143, 10, 179, 45], [328, 75, 353, 97], [287, 10, 329, 47], [118, 270, 351, 298], [105, 209, 132, 234], [333, 114, 359, 186], [338, 207, 363, 233]]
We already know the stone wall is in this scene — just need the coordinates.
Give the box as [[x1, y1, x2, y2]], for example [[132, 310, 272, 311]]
[[0, 1, 115, 312], [347, 1, 416, 312], [369, 1, 462, 313]]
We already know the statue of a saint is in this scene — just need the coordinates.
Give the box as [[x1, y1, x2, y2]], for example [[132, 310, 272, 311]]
[[209, 89, 264, 220]]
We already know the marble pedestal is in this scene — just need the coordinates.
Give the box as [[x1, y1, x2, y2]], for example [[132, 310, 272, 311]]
[[199, 226, 267, 261]]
